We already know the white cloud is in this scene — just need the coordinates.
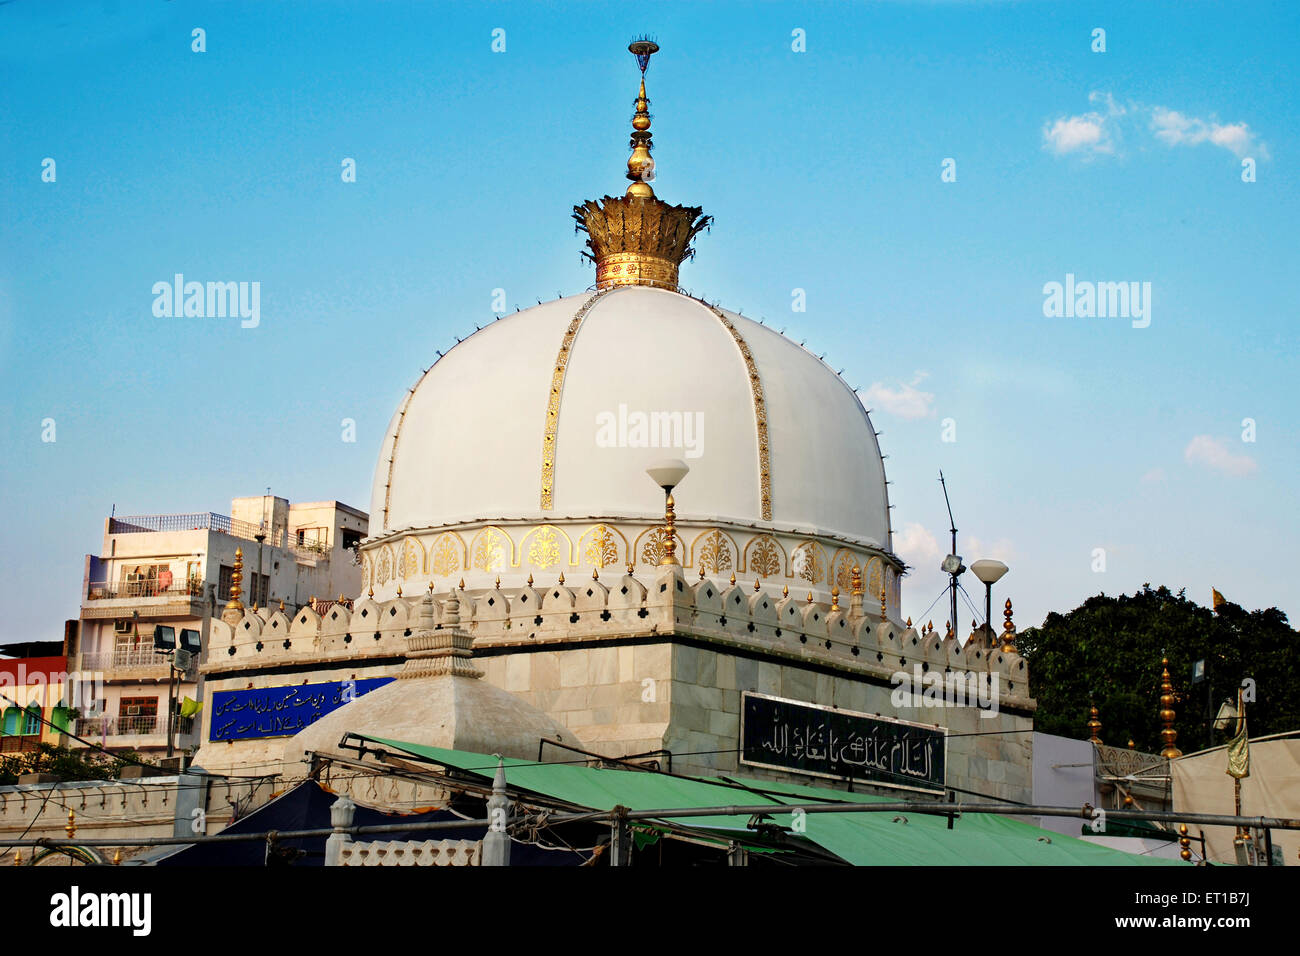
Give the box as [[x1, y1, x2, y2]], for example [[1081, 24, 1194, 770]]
[[1141, 467, 1166, 484], [894, 521, 942, 567], [1043, 93, 1268, 162], [1150, 108, 1267, 159], [1042, 91, 1124, 156], [863, 371, 935, 419], [1184, 435, 1258, 477]]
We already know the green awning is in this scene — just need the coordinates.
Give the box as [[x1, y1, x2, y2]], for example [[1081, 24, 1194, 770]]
[[358, 735, 1182, 866]]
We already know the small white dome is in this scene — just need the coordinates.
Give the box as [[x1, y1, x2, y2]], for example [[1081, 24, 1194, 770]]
[[370, 286, 890, 549]]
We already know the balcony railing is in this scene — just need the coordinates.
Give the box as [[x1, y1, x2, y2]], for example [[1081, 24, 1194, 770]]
[[109, 512, 286, 547], [86, 580, 205, 601], [73, 716, 194, 738], [79, 647, 173, 671]]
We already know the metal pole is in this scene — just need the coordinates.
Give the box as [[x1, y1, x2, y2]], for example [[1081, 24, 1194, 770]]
[[984, 581, 993, 643], [165, 660, 177, 759]]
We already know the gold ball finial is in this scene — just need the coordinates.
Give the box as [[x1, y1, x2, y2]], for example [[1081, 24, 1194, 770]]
[[626, 563, 634, 576], [699, 567, 706, 581], [428, 581, 435, 593], [880, 586, 888, 621], [729, 571, 736, 587], [65, 808, 76, 840], [850, 564, 863, 596], [830, 586, 840, 612], [1087, 705, 1103, 744], [1159, 657, 1182, 759], [1179, 823, 1192, 861]]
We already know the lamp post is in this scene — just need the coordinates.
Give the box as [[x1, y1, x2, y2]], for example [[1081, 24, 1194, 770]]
[[646, 460, 689, 566], [969, 559, 1008, 645]]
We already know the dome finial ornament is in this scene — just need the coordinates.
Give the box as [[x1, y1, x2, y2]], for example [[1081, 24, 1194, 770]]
[[625, 39, 659, 199], [573, 40, 711, 291]]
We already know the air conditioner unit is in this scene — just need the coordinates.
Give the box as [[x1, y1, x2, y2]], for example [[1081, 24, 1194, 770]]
[[114, 619, 132, 634], [125, 705, 140, 716]]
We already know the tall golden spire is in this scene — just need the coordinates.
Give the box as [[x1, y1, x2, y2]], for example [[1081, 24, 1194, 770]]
[[573, 39, 711, 291], [626, 43, 656, 200]]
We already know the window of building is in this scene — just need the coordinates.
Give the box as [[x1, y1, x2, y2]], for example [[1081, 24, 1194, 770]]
[[119, 697, 158, 718], [218, 565, 233, 601], [249, 573, 269, 608], [341, 528, 362, 551], [21, 704, 42, 736]]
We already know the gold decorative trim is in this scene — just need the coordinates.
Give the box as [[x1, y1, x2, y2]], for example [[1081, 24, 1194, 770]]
[[540, 289, 614, 510], [702, 304, 772, 521]]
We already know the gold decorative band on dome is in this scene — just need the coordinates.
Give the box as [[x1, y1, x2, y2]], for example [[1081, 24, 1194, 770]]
[[704, 304, 773, 521], [540, 289, 614, 510], [381, 381, 421, 531], [595, 252, 679, 291]]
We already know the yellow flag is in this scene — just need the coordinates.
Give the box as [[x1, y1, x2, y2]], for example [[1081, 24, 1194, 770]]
[[1226, 689, 1249, 779], [179, 697, 203, 719], [1212, 588, 1226, 610]]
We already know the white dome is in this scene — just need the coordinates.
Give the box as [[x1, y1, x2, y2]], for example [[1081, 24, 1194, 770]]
[[370, 286, 891, 550]]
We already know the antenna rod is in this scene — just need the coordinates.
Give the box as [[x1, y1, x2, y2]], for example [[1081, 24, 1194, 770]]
[[939, 471, 960, 640]]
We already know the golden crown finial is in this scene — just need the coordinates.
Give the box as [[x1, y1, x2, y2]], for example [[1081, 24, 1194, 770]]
[[338, 593, 344, 603], [626, 562, 634, 576], [279, 598, 285, 612], [558, 572, 566, 585], [527, 573, 534, 586], [753, 578, 760, 592], [850, 565, 863, 596], [699, 567, 706, 581], [13, 851, 20, 866], [112, 848, 122, 865], [428, 580, 435, 593], [729, 571, 736, 586], [495, 575, 501, 589], [806, 591, 814, 604], [458, 578, 465, 590], [573, 39, 711, 292], [396, 584, 402, 597], [830, 585, 840, 612], [1087, 705, 1103, 744], [592, 567, 599, 581], [368, 585, 374, 599], [1159, 657, 1182, 759], [782, 585, 789, 598], [65, 809, 76, 840], [906, 617, 913, 628]]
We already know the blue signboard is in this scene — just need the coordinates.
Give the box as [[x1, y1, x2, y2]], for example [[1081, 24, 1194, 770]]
[[209, 677, 393, 741]]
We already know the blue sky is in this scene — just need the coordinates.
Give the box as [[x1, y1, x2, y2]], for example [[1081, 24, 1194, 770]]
[[2, 0, 1296, 642]]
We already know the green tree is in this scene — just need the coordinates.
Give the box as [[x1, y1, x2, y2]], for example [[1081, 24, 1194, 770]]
[[1017, 585, 1298, 754], [0, 744, 153, 785]]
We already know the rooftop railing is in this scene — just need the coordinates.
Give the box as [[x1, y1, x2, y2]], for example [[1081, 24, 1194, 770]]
[[73, 716, 194, 739], [109, 512, 286, 547]]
